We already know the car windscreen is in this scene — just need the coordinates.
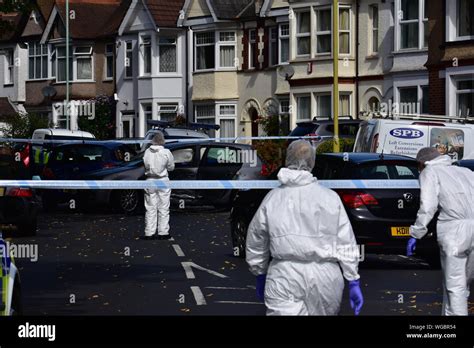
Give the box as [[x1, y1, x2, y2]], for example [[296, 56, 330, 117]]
[[351, 161, 419, 180], [289, 124, 318, 136]]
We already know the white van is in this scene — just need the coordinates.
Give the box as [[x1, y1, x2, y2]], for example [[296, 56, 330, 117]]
[[354, 116, 474, 160], [32, 128, 95, 142]]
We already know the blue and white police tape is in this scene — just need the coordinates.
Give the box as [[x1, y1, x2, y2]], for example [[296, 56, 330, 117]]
[[0, 179, 420, 190], [0, 135, 331, 145]]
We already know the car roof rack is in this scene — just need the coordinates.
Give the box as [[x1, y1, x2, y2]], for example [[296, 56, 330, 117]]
[[312, 115, 354, 121], [389, 113, 474, 124], [188, 122, 221, 131], [147, 120, 221, 131]]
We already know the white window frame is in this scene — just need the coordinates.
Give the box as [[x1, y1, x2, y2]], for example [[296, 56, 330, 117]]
[[339, 92, 352, 117], [139, 35, 152, 76], [296, 94, 312, 120], [195, 32, 215, 71], [394, 77, 429, 115], [396, 0, 427, 51], [248, 29, 257, 69], [338, 5, 352, 56], [279, 23, 290, 64], [315, 92, 332, 118], [217, 31, 237, 70], [157, 103, 179, 122], [315, 6, 332, 56], [370, 4, 379, 54], [4, 49, 14, 85], [125, 41, 134, 78], [217, 104, 237, 138], [28, 42, 49, 80], [295, 10, 311, 57], [104, 43, 114, 80], [447, 0, 474, 42], [455, 79, 474, 117], [141, 102, 153, 131], [158, 36, 178, 74], [73, 46, 94, 81]]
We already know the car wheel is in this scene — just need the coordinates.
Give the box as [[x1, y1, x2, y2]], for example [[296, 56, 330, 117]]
[[17, 219, 37, 237], [10, 278, 23, 316], [115, 190, 141, 215], [231, 212, 248, 258]]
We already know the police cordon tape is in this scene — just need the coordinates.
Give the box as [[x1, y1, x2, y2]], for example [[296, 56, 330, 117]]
[[0, 135, 332, 145], [0, 179, 420, 190]]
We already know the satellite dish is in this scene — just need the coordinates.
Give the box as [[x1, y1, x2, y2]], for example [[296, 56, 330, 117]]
[[277, 64, 295, 81], [42, 86, 57, 98]]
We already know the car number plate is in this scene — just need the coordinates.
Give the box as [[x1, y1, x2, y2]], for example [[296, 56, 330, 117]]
[[0, 188, 4, 197], [391, 226, 410, 237]]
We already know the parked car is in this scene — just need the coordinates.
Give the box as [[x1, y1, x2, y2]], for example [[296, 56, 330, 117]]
[[0, 233, 22, 315], [354, 116, 474, 160], [82, 141, 264, 214], [289, 117, 361, 149], [230, 153, 439, 267], [0, 146, 39, 236], [40, 142, 137, 210], [140, 121, 214, 152], [454, 159, 474, 171]]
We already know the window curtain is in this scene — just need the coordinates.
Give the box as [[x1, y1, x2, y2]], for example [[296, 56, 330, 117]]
[[317, 95, 331, 118], [219, 46, 235, 67], [339, 9, 350, 54], [339, 94, 350, 116], [77, 58, 92, 80], [220, 119, 236, 138], [297, 96, 311, 119]]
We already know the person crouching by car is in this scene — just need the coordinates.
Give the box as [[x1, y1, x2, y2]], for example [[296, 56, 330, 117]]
[[142, 132, 175, 240]]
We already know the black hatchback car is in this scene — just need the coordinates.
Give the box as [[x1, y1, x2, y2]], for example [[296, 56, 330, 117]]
[[230, 153, 439, 266], [0, 146, 39, 236]]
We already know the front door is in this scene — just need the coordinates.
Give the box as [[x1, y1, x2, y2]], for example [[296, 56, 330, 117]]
[[122, 114, 135, 138]]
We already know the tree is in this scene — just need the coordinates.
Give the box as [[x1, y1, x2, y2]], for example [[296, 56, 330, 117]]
[[77, 95, 116, 140], [0, 112, 50, 139]]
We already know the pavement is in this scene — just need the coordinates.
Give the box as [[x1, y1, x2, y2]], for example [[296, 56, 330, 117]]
[[11, 208, 474, 316]]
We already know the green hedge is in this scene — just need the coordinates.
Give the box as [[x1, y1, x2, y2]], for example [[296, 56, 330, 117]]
[[316, 138, 356, 154]]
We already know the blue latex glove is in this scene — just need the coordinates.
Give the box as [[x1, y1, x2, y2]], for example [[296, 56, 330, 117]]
[[256, 274, 266, 302], [407, 237, 417, 257], [349, 280, 363, 316]]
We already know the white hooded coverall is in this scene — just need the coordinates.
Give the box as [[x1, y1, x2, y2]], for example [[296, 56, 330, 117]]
[[143, 145, 175, 236], [410, 155, 474, 316], [246, 168, 360, 315]]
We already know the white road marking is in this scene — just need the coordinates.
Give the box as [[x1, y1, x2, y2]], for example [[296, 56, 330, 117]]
[[215, 301, 264, 305], [205, 286, 250, 291], [181, 262, 228, 279], [172, 244, 185, 257], [191, 286, 207, 306]]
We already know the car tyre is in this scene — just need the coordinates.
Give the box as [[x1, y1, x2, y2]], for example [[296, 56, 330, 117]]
[[114, 190, 142, 215], [231, 211, 248, 258]]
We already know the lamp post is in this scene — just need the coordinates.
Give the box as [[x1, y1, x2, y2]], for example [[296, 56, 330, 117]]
[[66, 0, 70, 130], [333, 0, 340, 153]]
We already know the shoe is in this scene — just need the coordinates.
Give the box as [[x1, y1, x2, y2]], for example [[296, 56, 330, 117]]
[[157, 234, 172, 240], [141, 234, 158, 240]]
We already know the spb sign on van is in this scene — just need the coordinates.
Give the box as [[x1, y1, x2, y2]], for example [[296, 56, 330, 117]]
[[386, 127, 428, 157]]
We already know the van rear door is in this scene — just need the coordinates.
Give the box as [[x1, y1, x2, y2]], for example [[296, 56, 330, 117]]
[[378, 122, 429, 158]]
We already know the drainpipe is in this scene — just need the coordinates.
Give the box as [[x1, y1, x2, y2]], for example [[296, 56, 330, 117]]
[[185, 27, 189, 126], [356, 0, 360, 119]]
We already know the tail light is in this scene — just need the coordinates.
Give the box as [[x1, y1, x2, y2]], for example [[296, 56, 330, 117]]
[[371, 133, 379, 152], [8, 188, 33, 198], [21, 143, 31, 167], [102, 163, 117, 169], [339, 191, 379, 209], [306, 133, 320, 145], [42, 167, 55, 179]]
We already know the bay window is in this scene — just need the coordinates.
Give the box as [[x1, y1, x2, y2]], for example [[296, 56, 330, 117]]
[[218, 105, 236, 138], [195, 31, 236, 71], [143, 104, 153, 131], [74, 46, 93, 80], [316, 94, 331, 118], [397, 85, 428, 114], [296, 11, 311, 56], [158, 37, 177, 73], [158, 104, 178, 122], [28, 42, 48, 80]]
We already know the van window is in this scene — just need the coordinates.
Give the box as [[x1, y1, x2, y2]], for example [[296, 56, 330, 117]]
[[354, 122, 376, 152], [430, 128, 465, 160]]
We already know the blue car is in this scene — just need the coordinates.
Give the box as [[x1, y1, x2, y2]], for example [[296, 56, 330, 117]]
[[40, 142, 137, 210]]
